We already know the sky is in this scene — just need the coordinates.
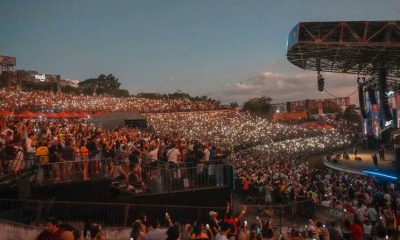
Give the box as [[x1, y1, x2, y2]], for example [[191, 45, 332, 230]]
[[1, 0, 399, 105]]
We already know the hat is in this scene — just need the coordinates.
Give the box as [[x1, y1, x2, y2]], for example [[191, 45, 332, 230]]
[[209, 211, 218, 216]]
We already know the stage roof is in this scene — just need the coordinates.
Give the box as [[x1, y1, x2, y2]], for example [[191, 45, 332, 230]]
[[286, 21, 400, 81]]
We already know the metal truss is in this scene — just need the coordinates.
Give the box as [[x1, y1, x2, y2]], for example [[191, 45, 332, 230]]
[[287, 21, 400, 81]]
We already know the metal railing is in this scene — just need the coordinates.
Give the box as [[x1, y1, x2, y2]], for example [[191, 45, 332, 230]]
[[0, 198, 357, 240], [0, 198, 226, 227], [0, 152, 234, 195]]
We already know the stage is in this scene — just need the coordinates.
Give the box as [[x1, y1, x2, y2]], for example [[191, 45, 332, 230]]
[[324, 148, 398, 181]]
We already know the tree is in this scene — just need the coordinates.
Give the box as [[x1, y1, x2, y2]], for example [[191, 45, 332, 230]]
[[79, 74, 128, 96], [342, 104, 360, 123], [111, 89, 130, 97], [168, 90, 191, 99], [137, 92, 164, 99], [230, 102, 239, 108], [242, 96, 273, 116]]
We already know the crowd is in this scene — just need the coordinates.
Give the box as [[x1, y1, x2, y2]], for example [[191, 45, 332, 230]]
[[34, 204, 328, 240], [0, 110, 331, 185], [4, 88, 399, 239], [147, 111, 321, 150], [231, 131, 400, 239], [0, 88, 228, 113]]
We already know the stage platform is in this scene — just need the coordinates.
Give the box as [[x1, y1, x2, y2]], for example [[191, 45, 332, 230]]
[[323, 148, 398, 181]]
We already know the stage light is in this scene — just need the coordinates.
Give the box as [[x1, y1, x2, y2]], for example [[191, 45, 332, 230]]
[[362, 170, 397, 180]]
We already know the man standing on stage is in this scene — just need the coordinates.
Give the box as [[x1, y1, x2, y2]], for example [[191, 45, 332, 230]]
[[353, 146, 358, 160], [378, 146, 385, 161], [372, 153, 378, 169]]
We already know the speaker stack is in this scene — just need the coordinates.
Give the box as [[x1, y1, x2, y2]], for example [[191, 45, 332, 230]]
[[358, 82, 367, 119], [368, 87, 377, 105], [378, 67, 393, 121]]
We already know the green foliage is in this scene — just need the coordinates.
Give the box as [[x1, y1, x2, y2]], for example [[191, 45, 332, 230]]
[[62, 85, 81, 94], [342, 104, 360, 123], [137, 92, 164, 99], [136, 90, 221, 105], [78, 74, 129, 97], [112, 89, 130, 97], [242, 96, 273, 116], [230, 102, 239, 108]]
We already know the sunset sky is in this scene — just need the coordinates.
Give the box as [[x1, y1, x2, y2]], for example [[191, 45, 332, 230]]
[[1, 0, 399, 104]]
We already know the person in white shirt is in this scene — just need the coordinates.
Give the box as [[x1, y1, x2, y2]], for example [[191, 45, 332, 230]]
[[367, 204, 378, 224], [149, 143, 159, 163], [145, 219, 167, 240], [167, 144, 180, 165], [203, 143, 211, 162], [215, 222, 231, 240]]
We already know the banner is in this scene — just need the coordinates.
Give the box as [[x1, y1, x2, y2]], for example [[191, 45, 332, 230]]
[[0, 56, 16, 66], [371, 104, 381, 138], [396, 91, 400, 128]]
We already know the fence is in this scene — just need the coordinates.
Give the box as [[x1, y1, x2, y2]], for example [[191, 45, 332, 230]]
[[0, 198, 226, 227], [0, 153, 234, 195], [0, 198, 354, 239]]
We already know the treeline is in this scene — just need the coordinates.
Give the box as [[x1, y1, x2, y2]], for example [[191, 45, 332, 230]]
[[64, 74, 222, 104]]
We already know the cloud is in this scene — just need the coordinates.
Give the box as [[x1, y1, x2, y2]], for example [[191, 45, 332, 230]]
[[207, 70, 359, 105]]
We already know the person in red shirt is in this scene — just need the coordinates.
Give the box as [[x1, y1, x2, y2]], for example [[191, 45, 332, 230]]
[[36, 217, 65, 240], [350, 219, 363, 240], [223, 203, 246, 237]]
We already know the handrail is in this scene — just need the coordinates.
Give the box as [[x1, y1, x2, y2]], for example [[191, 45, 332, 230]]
[[1, 154, 234, 195]]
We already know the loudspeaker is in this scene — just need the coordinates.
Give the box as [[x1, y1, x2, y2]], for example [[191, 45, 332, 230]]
[[378, 67, 393, 121], [358, 83, 367, 119], [395, 148, 400, 173], [318, 77, 324, 92], [368, 88, 377, 105], [287, 102, 292, 112]]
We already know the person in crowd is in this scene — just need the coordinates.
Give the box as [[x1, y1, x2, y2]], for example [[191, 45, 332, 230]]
[[261, 219, 274, 240], [89, 223, 108, 240], [191, 223, 209, 239], [327, 222, 341, 240], [223, 203, 246, 237], [166, 225, 181, 240], [36, 140, 50, 183], [48, 137, 64, 182], [130, 220, 147, 240], [363, 219, 372, 240], [145, 219, 167, 240], [78, 139, 89, 180], [36, 217, 65, 240], [215, 222, 232, 240], [207, 211, 220, 237]]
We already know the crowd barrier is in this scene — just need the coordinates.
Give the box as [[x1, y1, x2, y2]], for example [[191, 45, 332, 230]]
[[0, 199, 226, 227], [0, 152, 234, 195], [0, 198, 349, 231]]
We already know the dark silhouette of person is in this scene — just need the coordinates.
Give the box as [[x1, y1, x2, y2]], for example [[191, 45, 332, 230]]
[[378, 147, 385, 161], [353, 146, 357, 160], [372, 153, 378, 169]]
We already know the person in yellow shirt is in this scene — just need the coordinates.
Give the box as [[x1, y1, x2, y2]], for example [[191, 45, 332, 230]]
[[36, 140, 49, 183]]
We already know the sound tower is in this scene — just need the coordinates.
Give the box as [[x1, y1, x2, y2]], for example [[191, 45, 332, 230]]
[[396, 147, 400, 173], [378, 67, 393, 121], [286, 102, 292, 112], [368, 88, 377, 105], [358, 83, 367, 119]]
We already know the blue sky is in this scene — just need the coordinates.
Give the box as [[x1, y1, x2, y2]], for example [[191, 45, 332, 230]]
[[1, 0, 399, 104]]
